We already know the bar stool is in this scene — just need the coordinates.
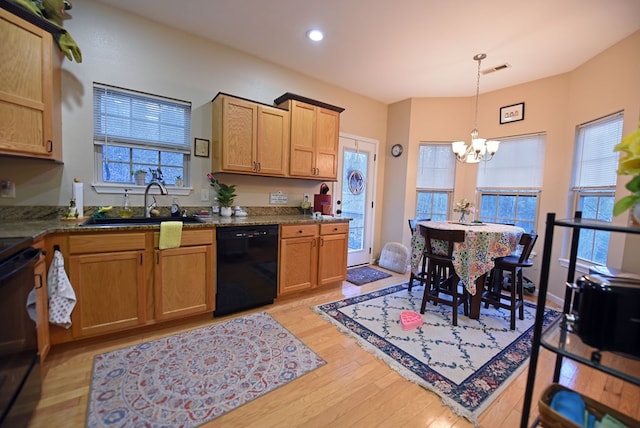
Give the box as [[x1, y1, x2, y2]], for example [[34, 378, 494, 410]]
[[482, 232, 538, 330], [419, 225, 468, 326]]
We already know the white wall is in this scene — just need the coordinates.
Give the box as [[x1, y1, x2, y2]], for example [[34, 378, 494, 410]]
[[383, 30, 640, 302], [0, 0, 388, 214]]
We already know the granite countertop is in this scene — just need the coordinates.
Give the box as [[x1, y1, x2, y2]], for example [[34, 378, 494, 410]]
[[0, 215, 351, 240]]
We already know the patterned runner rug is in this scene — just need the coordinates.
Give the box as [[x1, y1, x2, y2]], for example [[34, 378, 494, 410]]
[[346, 265, 392, 285], [86, 312, 325, 427], [313, 282, 560, 425]]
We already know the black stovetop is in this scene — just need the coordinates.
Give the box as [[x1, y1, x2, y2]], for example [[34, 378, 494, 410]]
[[0, 236, 34, 262]]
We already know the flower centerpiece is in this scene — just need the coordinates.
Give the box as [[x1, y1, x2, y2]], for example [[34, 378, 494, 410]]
[[453, 198, 475, 223], [613, 122, 640, 225]]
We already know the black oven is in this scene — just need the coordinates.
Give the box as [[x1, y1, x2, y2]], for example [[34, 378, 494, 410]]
[[0, 236, 42, 427]]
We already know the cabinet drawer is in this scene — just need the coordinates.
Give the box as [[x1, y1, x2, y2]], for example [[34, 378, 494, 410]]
[[153, 229, 214, 247], [320, 222, 349, 235], [281, 224, 318, 239], [69, 233, 146, 254]]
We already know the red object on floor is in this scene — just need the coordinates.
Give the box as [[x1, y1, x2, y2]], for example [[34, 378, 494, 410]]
[[400, 310, 423, 330]]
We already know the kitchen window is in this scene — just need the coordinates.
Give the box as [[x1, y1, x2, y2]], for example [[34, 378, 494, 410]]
[[571, 112, 623, 265], [416, 143, 455, 221], [92, 83, 192, 193], [477, 133, 545, 231]]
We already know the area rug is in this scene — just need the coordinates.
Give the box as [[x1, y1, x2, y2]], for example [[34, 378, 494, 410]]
[[86, 312, 325, 427], [312, 282, 560, 425], [346, 265, 392, 285]]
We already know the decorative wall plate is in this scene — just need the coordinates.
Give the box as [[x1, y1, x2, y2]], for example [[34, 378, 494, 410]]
[[348, 170, 365, 195]]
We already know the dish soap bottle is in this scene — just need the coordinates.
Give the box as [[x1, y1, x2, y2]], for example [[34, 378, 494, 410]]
[[171, 196, 180, 217], [119, 188, 133, 218]]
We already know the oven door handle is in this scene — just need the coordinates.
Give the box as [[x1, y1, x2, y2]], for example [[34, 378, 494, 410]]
[[0, 248, 42, 282]]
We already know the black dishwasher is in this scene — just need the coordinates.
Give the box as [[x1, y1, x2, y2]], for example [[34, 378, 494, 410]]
[[215, 225, 279, 316]]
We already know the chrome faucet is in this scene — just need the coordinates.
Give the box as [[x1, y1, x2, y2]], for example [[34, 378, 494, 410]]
[[144, 181, 168, 217]]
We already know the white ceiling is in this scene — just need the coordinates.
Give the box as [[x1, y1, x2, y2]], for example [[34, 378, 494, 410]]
[[93, 0, 640, 104]]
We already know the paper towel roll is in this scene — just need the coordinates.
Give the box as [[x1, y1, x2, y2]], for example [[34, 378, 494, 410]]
[[72, 182, 84, 218]]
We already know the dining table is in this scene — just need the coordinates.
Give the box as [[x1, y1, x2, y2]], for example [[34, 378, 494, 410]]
[[410, 220, 525, 319]]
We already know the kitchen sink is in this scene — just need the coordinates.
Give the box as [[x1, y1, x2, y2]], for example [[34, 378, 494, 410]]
[[80, 216, 205, 227]]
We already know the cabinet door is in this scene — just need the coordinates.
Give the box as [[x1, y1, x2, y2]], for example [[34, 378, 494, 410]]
[[288, 101, 316, 177], [69, 250, 146, 338], [33, 249, 50, 363], [315, 107, 340, 180], [318, 233, 348, 286], [0, 9, 61, 160], [279, 236, 318, 295], [154, 245, 214, 320], [219, 96, 257, 173], [256, 104, 288, 176]]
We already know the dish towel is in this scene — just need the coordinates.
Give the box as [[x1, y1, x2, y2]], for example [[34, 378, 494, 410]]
[[48, 249, 77, 329], [159, 221, 183, 249]]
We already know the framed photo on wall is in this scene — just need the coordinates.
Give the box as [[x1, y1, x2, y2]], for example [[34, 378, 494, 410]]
[[500, 102, 525, 124], [194, 138, 210, 157]]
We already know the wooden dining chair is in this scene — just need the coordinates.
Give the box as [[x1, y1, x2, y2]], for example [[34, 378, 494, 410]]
[[482, 232, 538, 330], [419, 225, 468, 326], [407, 218, 431, 291]]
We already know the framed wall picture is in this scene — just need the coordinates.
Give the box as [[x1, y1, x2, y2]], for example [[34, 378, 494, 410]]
[[194, 138, 210, 157], [500, 102, 525, 124]]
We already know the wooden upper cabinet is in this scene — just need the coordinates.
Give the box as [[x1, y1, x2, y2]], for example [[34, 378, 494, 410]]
[[315, 107, 340, 179], [0, 8, 62, 161], [257, 104, 289, 176], [212, 93, 288, 177], [275, 93, 343, 180]]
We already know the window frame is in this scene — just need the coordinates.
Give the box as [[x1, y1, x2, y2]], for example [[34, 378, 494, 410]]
[[475, 133, 546, 232], [477, 189, 540, 232], [92, 83, 192, 195], [415, 142, 456, 221], [569, 112, 623, 265]]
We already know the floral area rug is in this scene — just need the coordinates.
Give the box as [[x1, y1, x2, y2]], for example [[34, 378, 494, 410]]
[[313, 282, 560, 425], [86, 312, 325, 427], [346, 265, 392, 285]]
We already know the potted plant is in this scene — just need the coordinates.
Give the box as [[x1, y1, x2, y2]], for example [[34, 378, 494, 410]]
[[132, 169, 147, 186], [217, 183, 237, 217], [175, 175, 183, 187]]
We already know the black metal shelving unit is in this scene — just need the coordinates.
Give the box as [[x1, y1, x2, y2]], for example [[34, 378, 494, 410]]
[[520, 211, 640, 428]]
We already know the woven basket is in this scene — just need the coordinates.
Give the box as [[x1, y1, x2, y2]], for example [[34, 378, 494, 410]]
[[539, 384, 640, 428]]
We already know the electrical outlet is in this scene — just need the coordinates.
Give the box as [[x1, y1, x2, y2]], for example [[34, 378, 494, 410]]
[[0, 180, 16, 198], [201, 188, 209, 201]]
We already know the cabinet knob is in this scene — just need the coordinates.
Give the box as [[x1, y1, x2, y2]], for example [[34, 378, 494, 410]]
[[46, 140, 53, 153]]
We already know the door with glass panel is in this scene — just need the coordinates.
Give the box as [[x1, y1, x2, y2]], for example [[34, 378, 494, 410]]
[[338, 136, 377, 267]]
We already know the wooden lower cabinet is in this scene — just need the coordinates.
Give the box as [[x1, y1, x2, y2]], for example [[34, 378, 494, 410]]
[[153, 229, 215, 321], [48, 229, 216, 343], [69, 248, 146, 338], [279, 222, 348, 296], [279, 224, 319, 295], [33, 239, 50, 363], [318, 223, 349, 286]]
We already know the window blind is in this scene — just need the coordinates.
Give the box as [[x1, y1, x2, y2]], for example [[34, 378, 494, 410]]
[[574, 113, 623, 188], [416, 144, 455, 189], [93, 83, 192, 153], [477, 134, 546, 188]]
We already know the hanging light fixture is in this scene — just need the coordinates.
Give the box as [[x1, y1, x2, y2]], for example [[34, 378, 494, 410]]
[[451, 53, 500, 163]]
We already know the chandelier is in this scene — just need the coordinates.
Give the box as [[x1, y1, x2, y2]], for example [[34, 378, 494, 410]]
[[451, 53, 500, 163]]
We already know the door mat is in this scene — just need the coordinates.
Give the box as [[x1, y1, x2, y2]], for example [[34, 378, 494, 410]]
[[86, 312, 325, 427], [346, 265, 392, 285], [312, 282, 561, 425]]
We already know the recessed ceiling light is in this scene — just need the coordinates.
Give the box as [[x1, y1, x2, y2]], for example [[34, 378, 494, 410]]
[[307, 29, 324, 42]]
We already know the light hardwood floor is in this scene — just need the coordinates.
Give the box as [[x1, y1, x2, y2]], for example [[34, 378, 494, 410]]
[[29, 269, 640, 427]]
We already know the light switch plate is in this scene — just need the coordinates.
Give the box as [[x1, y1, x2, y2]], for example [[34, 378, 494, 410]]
[[201, 188, 209, 201]]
